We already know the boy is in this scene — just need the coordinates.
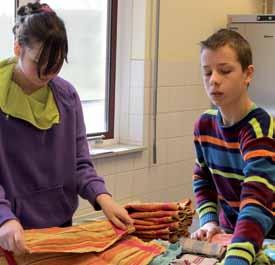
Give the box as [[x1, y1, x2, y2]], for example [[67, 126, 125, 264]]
[[192, 28, 275, 265]]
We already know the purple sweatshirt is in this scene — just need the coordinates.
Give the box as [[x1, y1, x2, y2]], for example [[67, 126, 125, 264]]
[[0, 76, 109, 229]]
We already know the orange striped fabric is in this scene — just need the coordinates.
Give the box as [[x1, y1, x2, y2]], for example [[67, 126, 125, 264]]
[[24, 220, 134, 253], [0, 220, 166, 265], [0, 220, 134, 265], [135, 221, 180, 231], [130, 210, 183, 219], [126, 200, 194, 243], [145, 216, 178, 224], [12, 236, 165, 265], [133, 219, 155, 225], [125, 202, 180, 212], [125, 199, 192, 213]]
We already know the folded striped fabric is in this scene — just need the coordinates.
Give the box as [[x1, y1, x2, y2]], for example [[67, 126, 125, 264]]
[[0, 220, 134, 265], [24, 220, 134, 254], [135, 221, 181, 231], [0, 220, 165, 265], [125, 200, 194, 243], [125, 199, 191, 212], [179, 238, 226, 260], [130, 210, 184, 219], [126, 202, 179, 212], [13, 236, 165, 265], [143, 216, 178, 224]]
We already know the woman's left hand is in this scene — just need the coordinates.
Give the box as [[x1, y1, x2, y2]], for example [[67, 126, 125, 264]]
[[96, 194, 133, 230]]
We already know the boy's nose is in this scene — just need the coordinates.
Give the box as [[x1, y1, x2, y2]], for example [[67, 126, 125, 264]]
[[209, 71, 221, 85]]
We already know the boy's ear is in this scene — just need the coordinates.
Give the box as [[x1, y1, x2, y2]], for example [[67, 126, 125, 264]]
[[13, 41, 21, 57], [245, 65, 254, 85]]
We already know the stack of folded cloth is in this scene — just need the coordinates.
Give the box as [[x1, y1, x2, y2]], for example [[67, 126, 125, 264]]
[[125, 199, 194, 243]]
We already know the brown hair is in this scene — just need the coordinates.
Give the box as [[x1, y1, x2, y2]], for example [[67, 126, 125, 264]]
[[13, 2, 68, 78], [200, 28, 252, 71]]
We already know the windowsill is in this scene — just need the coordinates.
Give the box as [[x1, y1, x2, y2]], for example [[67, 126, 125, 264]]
[[89, 144, 146, 159]]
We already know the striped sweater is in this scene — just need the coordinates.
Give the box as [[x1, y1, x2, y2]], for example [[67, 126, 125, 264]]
[[193, 107, 275, 265]]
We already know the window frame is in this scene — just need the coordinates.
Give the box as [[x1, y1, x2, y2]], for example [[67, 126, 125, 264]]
[[15, 0, 117, 140], [99, 0, 117, 140]]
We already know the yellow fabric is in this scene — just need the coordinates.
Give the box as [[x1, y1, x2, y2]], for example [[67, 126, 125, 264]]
[[0, 57, 60, 130], [29, 84, 49, 103]]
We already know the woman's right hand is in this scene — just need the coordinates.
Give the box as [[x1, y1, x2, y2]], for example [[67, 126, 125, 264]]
[[191, 221, 223, 241], [0, 219, 27, 255]]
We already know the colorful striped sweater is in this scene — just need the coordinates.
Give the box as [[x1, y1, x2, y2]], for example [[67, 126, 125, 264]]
[[193, 107, 275, 265]]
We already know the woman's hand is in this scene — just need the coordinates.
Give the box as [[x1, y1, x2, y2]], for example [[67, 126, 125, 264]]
[[0, 219, 27, 255], [191, 221, 223, 241], [96, 194, 133, 230]]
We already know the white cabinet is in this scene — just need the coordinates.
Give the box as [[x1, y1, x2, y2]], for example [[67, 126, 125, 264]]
[[228, 16, 275, 115]]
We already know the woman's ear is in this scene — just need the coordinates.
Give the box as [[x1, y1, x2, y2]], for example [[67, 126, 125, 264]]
[[13, 41, 21, 57]]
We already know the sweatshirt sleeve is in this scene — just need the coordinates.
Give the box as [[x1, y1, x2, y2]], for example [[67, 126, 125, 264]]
[[73, 90, 111, 210], [224, 114, 275, 265], [0, 186, 17, 226], [193, 118, 219, 227]]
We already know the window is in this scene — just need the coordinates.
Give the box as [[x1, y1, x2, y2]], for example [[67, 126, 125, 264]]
[[45, 0, 117, 139], [0, 2, 15, 59], [9, 0, 117, 138]]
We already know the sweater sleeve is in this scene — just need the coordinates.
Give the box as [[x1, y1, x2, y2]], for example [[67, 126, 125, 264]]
[[73, 90, 111, 210], [224, 114, 275, 265], [0, 186, 17, 226], [193, 118, 219, 227]]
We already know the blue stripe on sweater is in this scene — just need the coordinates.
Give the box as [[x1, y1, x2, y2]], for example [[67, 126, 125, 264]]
[[224, 256, 249, 265], [238, 205, 273, 233], [193, 179, 214, 193], [201, 145, 244, 169], [243, 158, 275, 185], [199, 212, 219, 227]]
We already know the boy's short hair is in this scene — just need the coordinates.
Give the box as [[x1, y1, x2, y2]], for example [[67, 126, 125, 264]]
[[200, 28, 252, 71]]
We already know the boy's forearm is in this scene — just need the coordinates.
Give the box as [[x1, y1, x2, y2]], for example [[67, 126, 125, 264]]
[[223, 242, 255, 265]]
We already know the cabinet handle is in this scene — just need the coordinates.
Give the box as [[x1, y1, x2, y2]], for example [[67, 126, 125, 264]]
[[228, 27, 239, 31]]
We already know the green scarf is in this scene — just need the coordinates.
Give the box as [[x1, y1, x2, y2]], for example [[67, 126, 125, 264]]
[[0, 57, 60, 130]]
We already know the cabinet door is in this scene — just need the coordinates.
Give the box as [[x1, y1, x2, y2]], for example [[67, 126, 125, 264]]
[[244, 23, 275, 115], [228, 23, 246, 37]]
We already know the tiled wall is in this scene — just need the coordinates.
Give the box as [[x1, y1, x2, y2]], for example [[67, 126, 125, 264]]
[[74, 0, 262, 219]]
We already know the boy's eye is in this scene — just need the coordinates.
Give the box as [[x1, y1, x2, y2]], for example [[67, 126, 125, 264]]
[[220, 69, 231, 75], [204, 71, 212, 76]]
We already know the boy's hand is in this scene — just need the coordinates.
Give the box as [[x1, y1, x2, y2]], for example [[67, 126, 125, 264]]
[[191, 221, 223, 241], [0, 219, 27, 255], [96, 194, 133, 230]]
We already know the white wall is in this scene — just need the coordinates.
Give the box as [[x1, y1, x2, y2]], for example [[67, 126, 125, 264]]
[[74, 0, 262, 220]]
